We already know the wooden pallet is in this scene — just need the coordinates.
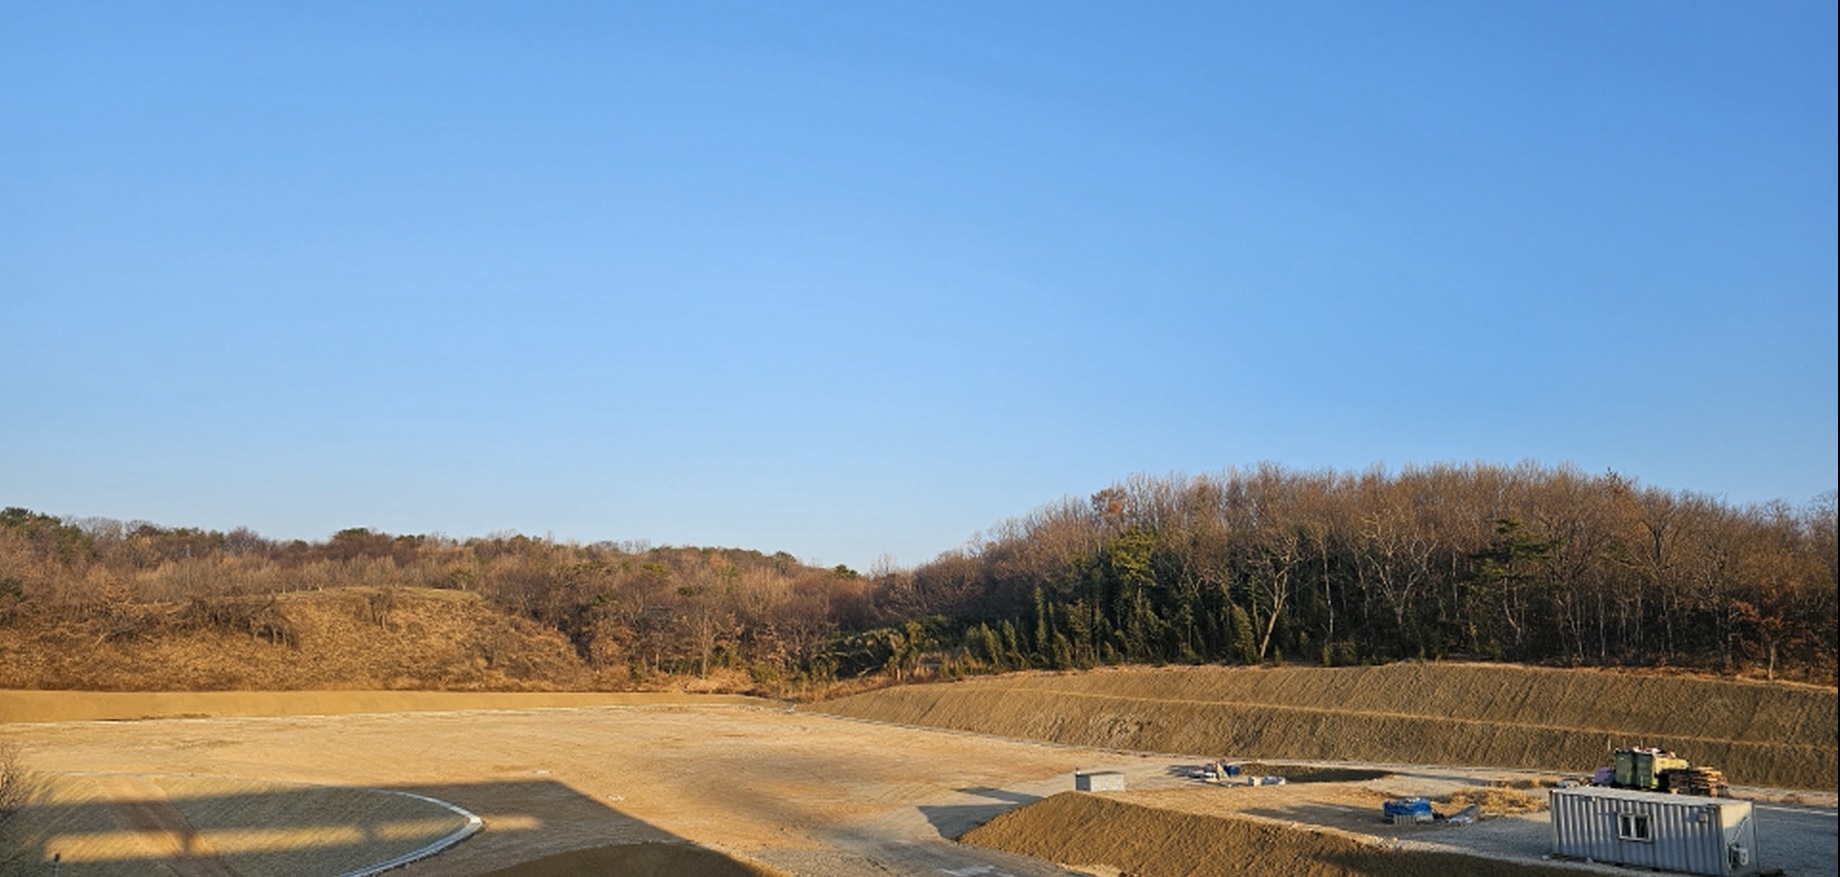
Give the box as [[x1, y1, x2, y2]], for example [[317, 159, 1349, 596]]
[[1666, 766, 1728, 797]]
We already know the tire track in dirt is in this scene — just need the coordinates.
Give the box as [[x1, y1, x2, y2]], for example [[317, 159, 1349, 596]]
[[94, 775, 242, 877]]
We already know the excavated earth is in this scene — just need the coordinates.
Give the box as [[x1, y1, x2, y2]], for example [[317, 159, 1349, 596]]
[[1, 665, 1834, 877]]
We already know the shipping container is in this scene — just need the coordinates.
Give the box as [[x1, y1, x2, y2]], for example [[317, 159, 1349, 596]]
[[1074, 770, 1125, 792], [1550, 787, 1757, 876]]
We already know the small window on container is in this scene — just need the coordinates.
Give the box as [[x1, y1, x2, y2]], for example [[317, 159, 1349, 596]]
[[1617, 812, 1653, 842]]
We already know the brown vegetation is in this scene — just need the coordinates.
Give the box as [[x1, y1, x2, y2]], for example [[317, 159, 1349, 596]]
[[811, 663, 1839, 791], [962, 792, 1581, 877], [0, 588, 594, 691], [5, 460, 1834, 697], [1434, 785, 1548, 818], [0, 743, 26, 829], [0, 509, 873, 692]]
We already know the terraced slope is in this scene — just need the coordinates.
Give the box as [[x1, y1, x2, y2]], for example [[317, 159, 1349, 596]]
[[810, 663, 1838, 791]]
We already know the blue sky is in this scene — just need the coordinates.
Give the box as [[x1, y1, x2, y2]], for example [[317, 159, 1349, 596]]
[[5, 2, 1835, 570]]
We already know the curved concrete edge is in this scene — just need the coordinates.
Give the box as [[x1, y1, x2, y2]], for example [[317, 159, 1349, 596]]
[[334, 789, 483, 877]]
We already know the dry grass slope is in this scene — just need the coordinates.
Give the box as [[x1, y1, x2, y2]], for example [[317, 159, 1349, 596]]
[[813, 664, 1838, 791], [0, 588, 592, 691], [963, 792, 1581, 877]]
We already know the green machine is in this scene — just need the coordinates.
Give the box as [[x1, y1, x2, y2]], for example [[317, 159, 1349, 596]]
[[1613, 747, 1690, 790]]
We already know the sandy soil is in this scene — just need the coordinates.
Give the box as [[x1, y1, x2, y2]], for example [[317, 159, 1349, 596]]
[[2, 697, 1832, 877], [1, 702, 1144, 876]]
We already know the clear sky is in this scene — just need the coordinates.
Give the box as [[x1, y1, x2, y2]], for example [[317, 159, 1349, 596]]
[[5, 2, 1836, 571]]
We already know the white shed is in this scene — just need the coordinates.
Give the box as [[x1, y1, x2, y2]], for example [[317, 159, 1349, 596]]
[[1549, 787, 1757, 876], [1074, 770, 1125, 792]]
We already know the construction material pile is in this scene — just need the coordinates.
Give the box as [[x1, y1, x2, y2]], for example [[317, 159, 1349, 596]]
[[1666, 766, 1729, 797]]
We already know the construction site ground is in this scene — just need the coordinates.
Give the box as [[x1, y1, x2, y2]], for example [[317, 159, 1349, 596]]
[[1, 693, 1833, 877]]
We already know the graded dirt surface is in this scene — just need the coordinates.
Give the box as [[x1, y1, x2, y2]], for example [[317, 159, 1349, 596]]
[[0, 689, 760, 724], [1, 773, 469, 877], [2, 684, 1833, 877], [1, 700, 1128, 877]]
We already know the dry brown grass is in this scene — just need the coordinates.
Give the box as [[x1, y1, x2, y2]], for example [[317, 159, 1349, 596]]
[[0, 744, 25, 827], [963, 792, 1581, 877], [1435, 786, 1548, 817], [0, 588, 596, 692], [811, 663, 1839, 791]]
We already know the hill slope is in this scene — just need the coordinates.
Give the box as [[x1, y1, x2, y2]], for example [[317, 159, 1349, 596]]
[[810, 664, 1838, 791], [0, 588, 593, 691]]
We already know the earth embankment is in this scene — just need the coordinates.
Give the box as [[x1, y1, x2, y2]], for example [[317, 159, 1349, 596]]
[[471, 842, 789, 877], [811, 663, 1839, 791], [963, 792, 1584, 877]]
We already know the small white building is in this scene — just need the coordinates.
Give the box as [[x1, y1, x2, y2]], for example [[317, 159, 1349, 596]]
[[1549, 786, 1757, 876], [1074, 770, 1125, 792]]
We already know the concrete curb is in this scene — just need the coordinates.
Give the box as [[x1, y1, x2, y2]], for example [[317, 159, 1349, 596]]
[[334, 789, 482, 877]]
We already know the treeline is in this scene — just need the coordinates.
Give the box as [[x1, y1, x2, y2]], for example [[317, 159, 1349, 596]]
[[2, 461, 1835, 689], [0, 509, 878, 687], [882, 464, 1837, 682]]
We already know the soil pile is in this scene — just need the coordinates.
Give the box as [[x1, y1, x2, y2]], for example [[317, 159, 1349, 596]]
[[962, 792, 1579, 877], [814, 663, 1838, 791], [0, 588, 592, 691], [472, 842, 789, 877]]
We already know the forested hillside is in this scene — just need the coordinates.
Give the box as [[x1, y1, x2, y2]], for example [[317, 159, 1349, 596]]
[[2, 462, 1834, 690], [887, 463, 1836, 682]]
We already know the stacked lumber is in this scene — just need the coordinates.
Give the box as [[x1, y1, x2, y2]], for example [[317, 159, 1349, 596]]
[[1666, 766, 1728, 797]]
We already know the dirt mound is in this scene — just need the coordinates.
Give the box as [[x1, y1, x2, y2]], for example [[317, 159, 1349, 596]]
[[0, 588, 594, 691], [471, 842, 788, 877], [813, 663, 1839, 791], [963, 792, 1578, 877]]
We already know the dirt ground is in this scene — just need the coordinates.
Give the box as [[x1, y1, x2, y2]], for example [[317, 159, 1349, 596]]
[[1, 696, 1833, 877]]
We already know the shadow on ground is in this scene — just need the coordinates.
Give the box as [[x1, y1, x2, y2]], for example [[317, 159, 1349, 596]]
[[918, 787, 1043, 839], [0, 775, 761, 877]]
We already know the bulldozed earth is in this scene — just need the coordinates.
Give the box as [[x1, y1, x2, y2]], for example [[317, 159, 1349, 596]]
[[0, 663, 1833, 877], [811, 662, 1840, 792]]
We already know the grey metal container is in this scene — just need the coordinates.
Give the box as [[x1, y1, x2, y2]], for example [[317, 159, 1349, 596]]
[[1074, 770, 1125, 792], [1549, 787, 1757, 876]]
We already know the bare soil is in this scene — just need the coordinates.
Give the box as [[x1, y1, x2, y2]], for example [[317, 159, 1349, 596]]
[[0, 772, 467, 877], [812, 663, 1840, 790], [1, 685, 1832, 877], [964, 791, 1584, 877], [471, 842, 788, 877]]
